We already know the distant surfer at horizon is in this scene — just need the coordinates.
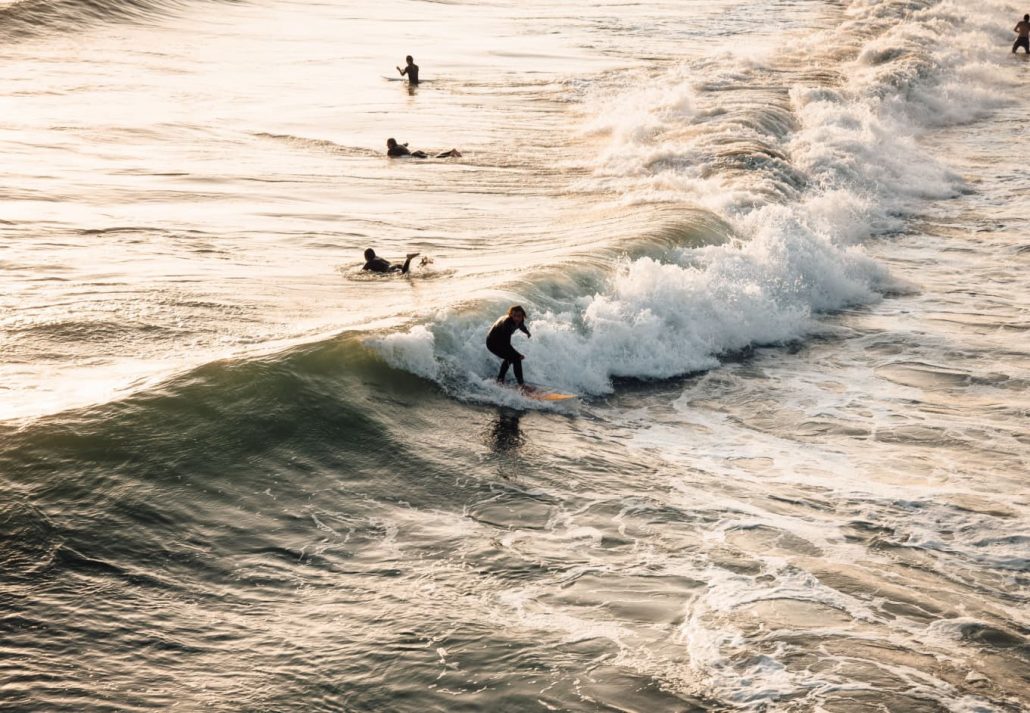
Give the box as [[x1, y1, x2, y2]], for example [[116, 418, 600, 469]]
[[487, 305, 531, 388], [397, 55, 419, 84], [386, 138, 461, 159], [362, 248, 420, 274], [1014, 14, 1030, 53]]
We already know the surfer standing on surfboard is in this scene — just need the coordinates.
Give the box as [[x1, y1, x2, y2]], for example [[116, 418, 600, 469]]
[[397, 55, 419, 84], [486, 305, 531, 387]]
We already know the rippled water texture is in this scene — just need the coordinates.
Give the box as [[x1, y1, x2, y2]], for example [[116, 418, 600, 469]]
[[1, 0, 1028, 710]]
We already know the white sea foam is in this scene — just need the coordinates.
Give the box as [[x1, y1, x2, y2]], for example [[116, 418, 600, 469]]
[[373, 207, 890, 399], [368, 324, 440, 381], [371, 0, 1018, 403]]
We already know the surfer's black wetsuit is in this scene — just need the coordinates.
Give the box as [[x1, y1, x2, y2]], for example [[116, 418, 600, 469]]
[[486, 315, 530, 386], [387, 143, 428, 158], [363, 256, 395, 272], [400, 62, 419, 84], [362, 252, 417, 274]]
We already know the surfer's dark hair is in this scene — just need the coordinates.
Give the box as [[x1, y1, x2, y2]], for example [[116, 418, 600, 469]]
[[364, 248, 375, 260], [508, 305, 526, 318]]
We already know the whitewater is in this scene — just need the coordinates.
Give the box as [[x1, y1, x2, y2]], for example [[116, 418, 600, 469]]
[[1, 0, 1027, 710]]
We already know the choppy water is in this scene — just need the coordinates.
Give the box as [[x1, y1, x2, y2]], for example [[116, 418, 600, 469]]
[[1, 0, 1028, 710]]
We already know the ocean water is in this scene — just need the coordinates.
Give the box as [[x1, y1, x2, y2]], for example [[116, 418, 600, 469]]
[[1, 0, 1028, 710]]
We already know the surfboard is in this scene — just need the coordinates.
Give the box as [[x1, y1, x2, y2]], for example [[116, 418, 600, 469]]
[[530, 391, 577, 402], [515, 384, 577, 402]]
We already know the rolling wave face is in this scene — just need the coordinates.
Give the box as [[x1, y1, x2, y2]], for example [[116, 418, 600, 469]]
[[0, 337, 575, 710], [0, 327, 724, 711], [0, 335, 467, 610], [0, 0, 204, 39], [0, 335, 420, 482]]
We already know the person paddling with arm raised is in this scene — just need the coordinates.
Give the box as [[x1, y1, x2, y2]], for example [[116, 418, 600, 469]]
[[486, 305, 531, 388], [397, 55, 419, 84]]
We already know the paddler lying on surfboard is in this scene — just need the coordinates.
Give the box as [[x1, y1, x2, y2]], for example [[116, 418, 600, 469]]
[[362, 248, 421, 274], [386, 138, 461, 159], [486, 305, 531, 387]]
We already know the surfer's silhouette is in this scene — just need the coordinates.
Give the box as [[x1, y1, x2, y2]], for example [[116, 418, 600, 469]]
[[361, 248, 420, 274], [386, 138, 461, 159], [486, 305, 531, 387], [1014, 14, 1030, 53], [397, 55, 419, 84]]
